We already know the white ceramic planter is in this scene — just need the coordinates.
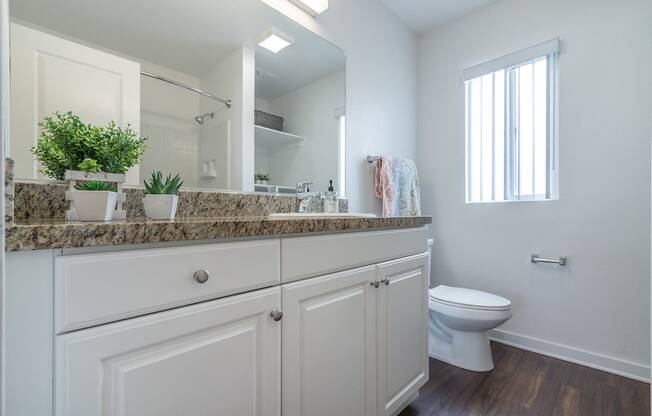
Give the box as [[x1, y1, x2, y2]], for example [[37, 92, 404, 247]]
[[71, 191, 118, 222], [143, 194, 179, 220]]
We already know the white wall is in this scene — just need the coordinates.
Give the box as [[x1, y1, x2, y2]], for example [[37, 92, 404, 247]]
[[262, 0, 418, 213], [199, 47, 255, 191], [140, 61, 200, 187], [140, 62, 199, 124], [253, 97, 271, 180], [262, 70, 344, 191], [255, 97, 270, 113], [418, 0, 652, 380]]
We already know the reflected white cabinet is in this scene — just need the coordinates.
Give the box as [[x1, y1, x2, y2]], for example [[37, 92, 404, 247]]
[[9, 23, 141, 183], [282, 253, 429, 416], [282, 266, 378, 416], [376, 254, 430, 416], [55, 287, 281, 416]]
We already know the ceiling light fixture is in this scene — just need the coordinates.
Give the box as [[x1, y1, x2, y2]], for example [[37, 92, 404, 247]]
[[288, 0, 330, 16], [257, 29, 294, 53]]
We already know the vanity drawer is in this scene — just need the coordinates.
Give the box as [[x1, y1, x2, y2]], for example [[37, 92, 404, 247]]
[[281, 227, 428, 282], [55, 239, 280, 333]]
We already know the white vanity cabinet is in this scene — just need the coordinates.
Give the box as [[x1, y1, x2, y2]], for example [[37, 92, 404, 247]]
[[375, 254, 430, 416], [56, 288, 282, 416], [282, 253, 429, 416], [4, 227, 429, 416], [54, 239, 280, 333], [282, 265, 378, 416]]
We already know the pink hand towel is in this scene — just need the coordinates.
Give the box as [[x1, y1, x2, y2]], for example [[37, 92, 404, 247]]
[[374, 156, 422, 217]]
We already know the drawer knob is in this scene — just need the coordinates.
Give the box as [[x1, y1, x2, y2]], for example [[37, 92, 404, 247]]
[[193, 269, 210, 284], [270, 310, 283, 321], [382, 278, 390, 286], [371, 280, 380, 288]]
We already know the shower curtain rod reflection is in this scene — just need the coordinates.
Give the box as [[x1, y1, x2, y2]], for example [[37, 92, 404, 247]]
[[140, 71, 232, 108]]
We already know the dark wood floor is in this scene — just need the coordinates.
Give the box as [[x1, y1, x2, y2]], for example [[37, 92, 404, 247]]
[[400, 342, 650, 416]]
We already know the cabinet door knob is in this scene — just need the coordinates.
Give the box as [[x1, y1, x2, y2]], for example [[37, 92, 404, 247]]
[[371, 280, 380, 288], [193, 269, 210, 284], [382, 278, 390, 286], [270, 310, 283, 321]]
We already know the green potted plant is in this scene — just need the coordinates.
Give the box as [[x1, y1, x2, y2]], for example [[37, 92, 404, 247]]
[[32, 112, 147, 221], [143, 171, 183, 220], [73, 181, 118, 221], [255, 172, 270, 185], [32, 112, 147, 180]]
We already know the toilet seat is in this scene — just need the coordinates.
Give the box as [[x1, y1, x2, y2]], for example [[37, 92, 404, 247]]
[[429, 285, 511, 311]]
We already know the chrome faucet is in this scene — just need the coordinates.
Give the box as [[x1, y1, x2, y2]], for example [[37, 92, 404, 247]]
[[295, 180, 320, 212]]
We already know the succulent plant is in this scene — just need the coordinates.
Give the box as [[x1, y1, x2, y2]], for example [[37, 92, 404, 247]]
[[144, 171, 183, 195], [75, 181, 117, 192]]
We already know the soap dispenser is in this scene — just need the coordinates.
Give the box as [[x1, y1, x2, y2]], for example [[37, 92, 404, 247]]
[[324, 180, 338, 213]]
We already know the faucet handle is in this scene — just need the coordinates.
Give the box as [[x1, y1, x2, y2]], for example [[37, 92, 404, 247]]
[[296, 180, 314, 193]]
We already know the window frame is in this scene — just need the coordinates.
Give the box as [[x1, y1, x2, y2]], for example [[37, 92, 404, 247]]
[[464, 40, 560, 204]]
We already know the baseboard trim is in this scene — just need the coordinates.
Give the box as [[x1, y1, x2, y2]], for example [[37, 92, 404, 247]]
[[490, 329, 650, 383]]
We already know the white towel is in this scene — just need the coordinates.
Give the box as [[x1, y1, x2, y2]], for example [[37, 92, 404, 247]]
[[374, 156, 421, 217]]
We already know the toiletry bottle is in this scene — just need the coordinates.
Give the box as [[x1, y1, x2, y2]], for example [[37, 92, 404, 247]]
[[324, 180, 338, 213]]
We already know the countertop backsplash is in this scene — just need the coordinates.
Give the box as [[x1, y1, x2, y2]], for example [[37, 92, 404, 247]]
[[5, 158, 14, 224], [5, 159, 348, 222]]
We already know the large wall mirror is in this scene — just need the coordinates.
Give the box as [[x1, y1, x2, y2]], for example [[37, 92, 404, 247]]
[[7, 0, 345, 194]]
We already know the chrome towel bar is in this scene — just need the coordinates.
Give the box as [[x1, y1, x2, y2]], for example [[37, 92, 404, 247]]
[[367, 155, 380, 163], [531, 254, 567, 266]]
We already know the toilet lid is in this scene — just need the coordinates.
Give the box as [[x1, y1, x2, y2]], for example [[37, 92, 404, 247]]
[[429, 285, 511, 311]]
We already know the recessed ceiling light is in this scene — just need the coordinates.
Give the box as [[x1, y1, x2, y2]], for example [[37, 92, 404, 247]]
[[257, 29, 294, 53], [288, 0, 329, 16]]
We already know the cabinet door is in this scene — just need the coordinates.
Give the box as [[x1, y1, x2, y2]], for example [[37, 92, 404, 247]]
[[376, 253, 429, 416], [55, 287, 281, 416], [283, 266, 377, 416]]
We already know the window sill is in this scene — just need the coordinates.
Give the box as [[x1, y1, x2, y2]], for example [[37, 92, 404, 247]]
[[465, 197, 559, 205]]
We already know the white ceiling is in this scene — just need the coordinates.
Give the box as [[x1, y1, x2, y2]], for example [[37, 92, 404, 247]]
[[379, 0, 497, 33], [255, 26, 344, 99], [9, 0, 344, 98]]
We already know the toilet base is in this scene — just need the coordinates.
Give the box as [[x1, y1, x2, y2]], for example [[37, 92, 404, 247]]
[[429, 314, 495, 372]]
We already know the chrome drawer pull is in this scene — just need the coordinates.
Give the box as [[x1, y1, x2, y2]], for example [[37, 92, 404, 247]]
[[193, 269, 210, 284], [530, 254, 567, 266], [270, 310, 283, 321]]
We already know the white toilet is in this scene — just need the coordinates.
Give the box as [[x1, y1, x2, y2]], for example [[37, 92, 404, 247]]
[[428, 285, 511, 372]]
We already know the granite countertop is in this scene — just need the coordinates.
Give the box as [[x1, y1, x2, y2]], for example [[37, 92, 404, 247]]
[[5, 215, 432, 251]]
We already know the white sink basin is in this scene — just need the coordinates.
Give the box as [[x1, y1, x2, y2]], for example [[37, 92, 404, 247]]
[[268, 212, 377, 219]]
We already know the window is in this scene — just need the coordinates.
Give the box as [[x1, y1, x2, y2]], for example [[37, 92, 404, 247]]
[[464, 39, 559, 203]]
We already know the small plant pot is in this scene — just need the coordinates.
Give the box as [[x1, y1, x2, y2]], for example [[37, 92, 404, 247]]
[[143, 194, 179, 220], [71, 191, 117, 222]]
